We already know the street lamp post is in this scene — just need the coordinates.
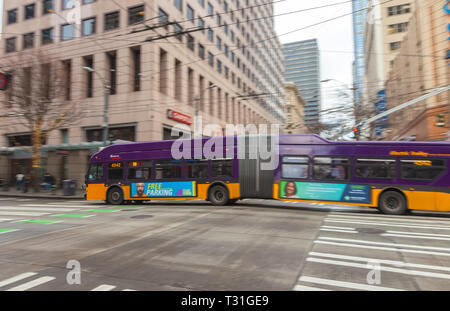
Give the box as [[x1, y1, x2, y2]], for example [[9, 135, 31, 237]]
[[83, 66, 111, 146]]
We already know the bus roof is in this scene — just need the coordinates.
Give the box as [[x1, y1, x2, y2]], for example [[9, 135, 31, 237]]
[[91, 134, 450, 161]]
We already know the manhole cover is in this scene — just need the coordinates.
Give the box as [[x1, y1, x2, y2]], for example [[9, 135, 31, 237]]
[[356, 228, 386, 234], [131, 215, 153, 219]]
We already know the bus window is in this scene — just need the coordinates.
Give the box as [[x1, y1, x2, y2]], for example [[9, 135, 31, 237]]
[[128, 160, 152, 180], [401, 159, 446, 181], [281, 156, 309, 179], [211, 159, 233, 177], [155, 160, 182, 179], [186, 159, 209, 179], [313, 157, 349, 181], [88, 163, 104, 182], [107, 162, 124, 182], [355, 158, 396, 179]]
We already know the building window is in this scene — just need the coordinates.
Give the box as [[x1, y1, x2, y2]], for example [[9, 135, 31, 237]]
[[6, 37, 17, 53], [107, 51, 117, 95], [388, 22, 408, 34], [61, 24, 75, 41], [187, 5, 194, 21], [41, 28, 54, 45], [62, 0, 75, 10], [105, 11, 120, 31], [174, 0, 183, 12], [158, 8, 169, 29], [83, 0, 95, 4], [132, 46, 141, 92], [25, 3, 35, 20], [198, 0, 205, 8], [82, 17, 96, 36], [83, 55, 94, 98], [198, 17, 205, 32], [208, 2, 214, 15], [217, 59, 222, 73], [159, 49, 168, 94], [174, 59, 182, 100], [389, 41, 401, 51], [187, 34, 195, 51], [173, 23, 183, 41], [43, 0, 53, 15], [216, 36, 222, 50], [62, 59, 72, 100], [208, 28, 214, 41], [208, 52, 214, 67], [23, 33, 35, 49], [128, 5, 144, 25], [198, 44, 205, 59], [387, 4, 411, 16], [7, 9, 17, 24]]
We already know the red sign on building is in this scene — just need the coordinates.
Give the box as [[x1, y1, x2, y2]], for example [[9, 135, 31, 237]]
[[167, 109, 193, 125]]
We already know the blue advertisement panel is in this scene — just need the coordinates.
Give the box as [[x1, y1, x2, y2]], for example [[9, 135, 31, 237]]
[[280, 181, 371, 204], [131, 182, 197, 198]]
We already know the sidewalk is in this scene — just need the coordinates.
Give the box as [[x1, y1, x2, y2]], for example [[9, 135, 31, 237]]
[[0, 188, 85, 200]]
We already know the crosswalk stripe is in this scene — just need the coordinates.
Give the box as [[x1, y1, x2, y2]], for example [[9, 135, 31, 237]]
[[381, 233, 450, 241], [324, 219, 450, 230], [0, 218, 14, 222], [6, 276, 55, 291], [320, 228, 357, 234], [306, 257, 450, 280], [314, 240, 450, 257], [329, 212, 450, 222], [386, 230, 450, 238], [319, 236, 450, 252], [309, 252, 450, 272], [0, 207, 78, 212], [122, 289, 137, 291], [327, 214, 450, 225], [0, 211, 49, 216], [91, 284, 116, 291], [298, 276, 404, 291], [293, 284, 331, 291], [0, 272, 37, 288]]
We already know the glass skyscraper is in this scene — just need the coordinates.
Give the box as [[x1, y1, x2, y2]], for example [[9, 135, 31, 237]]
[[283, 39, 321, 126], [352, 0, 368, 116]]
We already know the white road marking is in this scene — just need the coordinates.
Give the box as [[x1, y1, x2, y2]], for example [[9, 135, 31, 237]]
[[0, 211, 49, 217], [321, 225, 356, 230], [298, 276, 404, 291], [122, 289, 137, 291], [0, 206, 78, 212], [381, 233, 450, 241], [327, 214, 450, 225], [306, 257, 450, 280], [320, 228, 357, 234], [0, 218, 14, 222], [0, 272, 37, 288], [324, 219, 450, 230], [329, 212, 450, 222], [319, 236, 450, 252], [6, 276, 55, 291], [91, 284, 116, 291], [386, 230, 450, 238], [314, 240, 450, 257], [309, 252, 450, 272], [293, 284, 331, 291], [24, 204, 86, 208], [0, 229, 20, 235]]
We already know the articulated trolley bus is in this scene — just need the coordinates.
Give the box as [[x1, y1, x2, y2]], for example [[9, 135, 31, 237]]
[[85, 135, 450, 215]]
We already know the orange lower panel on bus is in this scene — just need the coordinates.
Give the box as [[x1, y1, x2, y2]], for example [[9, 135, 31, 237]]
[[86, 184, 108, 201], [403, 190, 450, 212]]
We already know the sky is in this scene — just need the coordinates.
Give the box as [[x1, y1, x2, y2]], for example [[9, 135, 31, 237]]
[[274, 0, 355, 113]]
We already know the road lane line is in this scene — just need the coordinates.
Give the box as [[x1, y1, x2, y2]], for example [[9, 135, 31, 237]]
[[15, 219, 63, 225], [324, 219, 450, 230], [51, 213, 94, 218], [0, 218, 14, 222], [293, 285, 331, 291], [298, 276, 404, 291], [91, 285, 116, 291], [314, 240, 450, 257], [306, 257, 450, 280], [6, 276, 55, 291], [318, 237, 450, 252], [321, 225, 356, 230], [122, 289, 137, 291], [0, 272, 37, 288], [309, 252, 450, 272], [327, 214, 450, 225]]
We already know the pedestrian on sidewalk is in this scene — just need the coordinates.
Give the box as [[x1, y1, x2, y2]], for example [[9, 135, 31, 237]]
[[16, 173, 24, 191]]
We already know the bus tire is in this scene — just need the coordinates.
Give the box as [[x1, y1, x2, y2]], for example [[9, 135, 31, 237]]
[[107, 187, 124, 205], [378, 190, 407, 215], [209, 185, 229, 206]]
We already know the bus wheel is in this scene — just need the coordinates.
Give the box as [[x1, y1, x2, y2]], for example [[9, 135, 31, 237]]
[[379, 191, 407, 215], [107, 188, 124, 205], [209, 185, 229, 206]]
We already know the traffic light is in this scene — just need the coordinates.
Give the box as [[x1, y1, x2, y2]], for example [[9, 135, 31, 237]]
[[352, 127, 360, 138], [435, 114, 445, 127]]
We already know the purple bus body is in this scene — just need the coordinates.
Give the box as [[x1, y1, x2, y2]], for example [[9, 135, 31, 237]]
[[90, 135, 450, 188]]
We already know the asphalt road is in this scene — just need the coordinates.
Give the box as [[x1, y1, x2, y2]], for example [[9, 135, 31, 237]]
[[0, 197, 449, 291]]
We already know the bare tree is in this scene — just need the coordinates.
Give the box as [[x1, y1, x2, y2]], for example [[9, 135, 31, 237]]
[[0, 50, 82, 191]]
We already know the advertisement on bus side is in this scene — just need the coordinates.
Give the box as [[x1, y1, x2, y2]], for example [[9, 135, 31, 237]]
[[131, 182, 197, 198], [280, 181, 371, 203]]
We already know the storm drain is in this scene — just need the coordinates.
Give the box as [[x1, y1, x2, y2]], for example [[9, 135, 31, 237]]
[[356, 228, 386, 234], [131, 215, 154, 219]]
